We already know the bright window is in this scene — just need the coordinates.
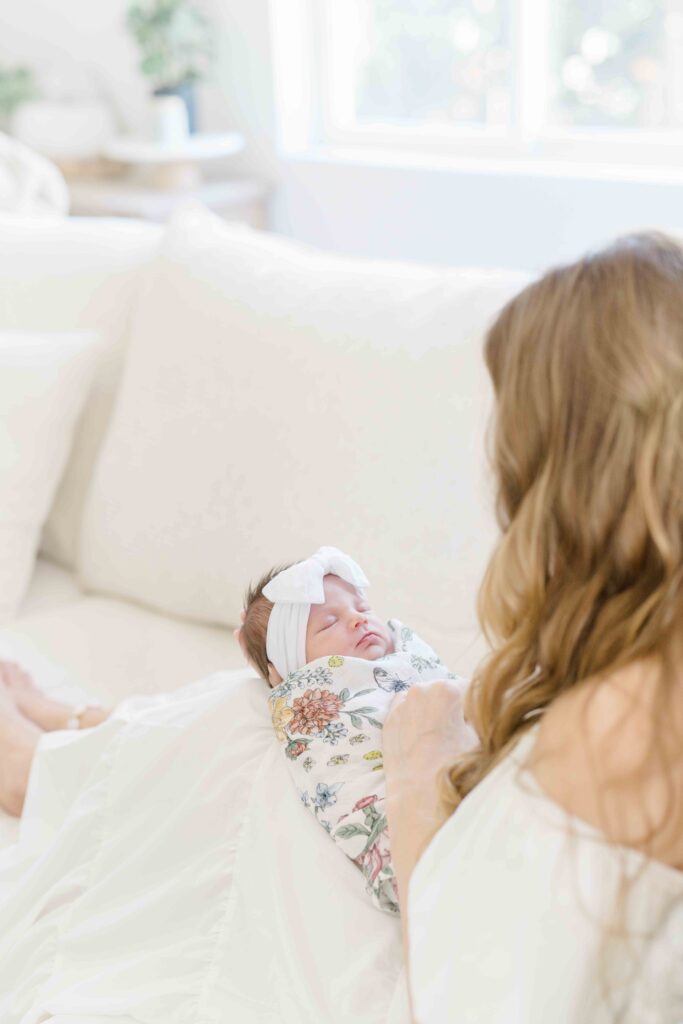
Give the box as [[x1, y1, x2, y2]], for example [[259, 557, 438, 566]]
[[321, 0, 514, 130], [549, 1, 675, 129], [293, 0, 683, 165]]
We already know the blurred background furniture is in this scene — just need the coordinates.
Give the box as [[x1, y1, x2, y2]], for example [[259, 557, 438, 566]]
[[0, 131, 69, 216], [67, 129, 269, 225], [1, 1, 269, 227], [67, 173, 268, 225], [103, 130, 244, 187], [3, 0, 682, 261]]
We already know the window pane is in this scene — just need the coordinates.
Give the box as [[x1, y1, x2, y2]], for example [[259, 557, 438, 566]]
[[548, 0, 682, 129], [325, 0, 513, 129]]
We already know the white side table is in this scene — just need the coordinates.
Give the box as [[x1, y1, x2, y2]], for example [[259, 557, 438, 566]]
[[68, 176, 270, 227], [67, 131, 269, 227], [104, 132, 245, 189]]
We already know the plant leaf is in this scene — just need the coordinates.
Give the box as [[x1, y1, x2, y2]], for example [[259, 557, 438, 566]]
[[334, 823, 370, 840]]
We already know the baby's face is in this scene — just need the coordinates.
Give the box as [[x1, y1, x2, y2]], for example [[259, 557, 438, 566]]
[[305, 575, 394, 663]]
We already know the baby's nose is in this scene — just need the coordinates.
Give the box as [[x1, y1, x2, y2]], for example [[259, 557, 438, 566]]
[[350, 613, 368, 629]]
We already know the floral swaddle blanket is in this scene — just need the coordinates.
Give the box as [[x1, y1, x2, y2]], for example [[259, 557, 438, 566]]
[[267, 619, 467, 916]]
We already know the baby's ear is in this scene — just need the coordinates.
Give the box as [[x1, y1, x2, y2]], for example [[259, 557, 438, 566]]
[[234, 624, 249, 658], [267, 662, 284, 688]]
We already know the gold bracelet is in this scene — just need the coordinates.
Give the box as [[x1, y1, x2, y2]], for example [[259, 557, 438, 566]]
[[65, 703, 90, 730]]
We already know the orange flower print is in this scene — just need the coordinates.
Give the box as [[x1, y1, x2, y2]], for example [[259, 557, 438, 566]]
[[288, 688, 343, 736]]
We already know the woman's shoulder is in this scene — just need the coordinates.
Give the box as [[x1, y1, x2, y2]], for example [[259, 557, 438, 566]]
[[526, 655, 683, 872], [408, 746, 683, 1024], [409, 658, 683, 911], [409, 699, 683, 934]]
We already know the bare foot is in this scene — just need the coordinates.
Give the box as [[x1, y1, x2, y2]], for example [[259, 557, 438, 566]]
[[0, 660, 78, 732], [0, 677, 42, 817]]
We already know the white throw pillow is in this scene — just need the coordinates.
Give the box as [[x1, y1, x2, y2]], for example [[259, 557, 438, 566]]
[[0, 331, 99, 622], [0, 215, 162, 568], [79, 203, 529, 669]]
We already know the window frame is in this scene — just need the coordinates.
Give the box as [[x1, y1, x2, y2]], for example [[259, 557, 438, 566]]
[[271, 0, 683, 172]]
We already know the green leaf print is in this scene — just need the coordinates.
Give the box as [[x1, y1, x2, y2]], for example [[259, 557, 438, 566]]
[[410, 654, 442, 671], [335, 822, 371, 840], [350, 713, 363, 729], [338, 687, 350, 701], [360, 813, 388, 856]]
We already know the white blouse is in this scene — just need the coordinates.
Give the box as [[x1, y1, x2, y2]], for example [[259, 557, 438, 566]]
[[408, 725, 683, 1024]]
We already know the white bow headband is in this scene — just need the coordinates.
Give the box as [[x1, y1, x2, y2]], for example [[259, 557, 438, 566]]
[[263, 546, 369, 681]]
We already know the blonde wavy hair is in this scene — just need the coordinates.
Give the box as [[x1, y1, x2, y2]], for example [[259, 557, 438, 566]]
[[442, 231, 683, 827]]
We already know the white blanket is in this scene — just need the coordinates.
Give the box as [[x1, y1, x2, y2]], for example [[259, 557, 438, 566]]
[[0, 669, 411, 1024]]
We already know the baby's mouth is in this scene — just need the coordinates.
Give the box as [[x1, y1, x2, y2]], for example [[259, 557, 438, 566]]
[[356, 632, 380, 649]]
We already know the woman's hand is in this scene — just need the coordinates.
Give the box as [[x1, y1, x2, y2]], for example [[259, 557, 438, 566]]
[[384, 679, 477, 878], [384, 678, 477, 808], [383, 679, 478, 1018]]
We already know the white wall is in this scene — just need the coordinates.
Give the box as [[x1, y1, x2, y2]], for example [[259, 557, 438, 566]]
[[272, 154, 683, 273], [3, 0, 683, 273], [197, 0, 278, 182]]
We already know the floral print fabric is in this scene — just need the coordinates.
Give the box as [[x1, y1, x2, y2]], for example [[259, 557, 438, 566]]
[[267, 619, 466, 916]]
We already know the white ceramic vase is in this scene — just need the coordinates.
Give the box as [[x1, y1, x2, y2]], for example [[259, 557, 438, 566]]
[[148, 95, 190, 144]]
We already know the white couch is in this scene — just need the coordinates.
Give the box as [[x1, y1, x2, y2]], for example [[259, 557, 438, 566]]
[[0, 203, 530, 1022]]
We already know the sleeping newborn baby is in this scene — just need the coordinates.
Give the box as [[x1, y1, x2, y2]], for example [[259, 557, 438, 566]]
[[239, 546, 475, 916]]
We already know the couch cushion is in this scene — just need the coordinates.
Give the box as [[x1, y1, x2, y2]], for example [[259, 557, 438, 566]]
[[0, 215, 162, 569], [3, 593, 241, 710], [15, 556, 82, 617], [79, 203, 530, 673]]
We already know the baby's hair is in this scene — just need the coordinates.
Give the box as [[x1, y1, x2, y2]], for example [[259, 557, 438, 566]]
[[242, 563, 294, 682]]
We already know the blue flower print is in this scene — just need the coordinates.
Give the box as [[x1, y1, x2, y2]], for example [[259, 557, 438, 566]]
[[319, 721, 349, 745], [313, 781, 343, 811]]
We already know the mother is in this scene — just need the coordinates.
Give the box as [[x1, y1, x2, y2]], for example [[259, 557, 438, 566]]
[[384, 232, 683, 1023]]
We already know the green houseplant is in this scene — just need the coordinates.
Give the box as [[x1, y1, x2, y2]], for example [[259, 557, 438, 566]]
[[0, 65, 38, 132], [126, 0, 215, 132]]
